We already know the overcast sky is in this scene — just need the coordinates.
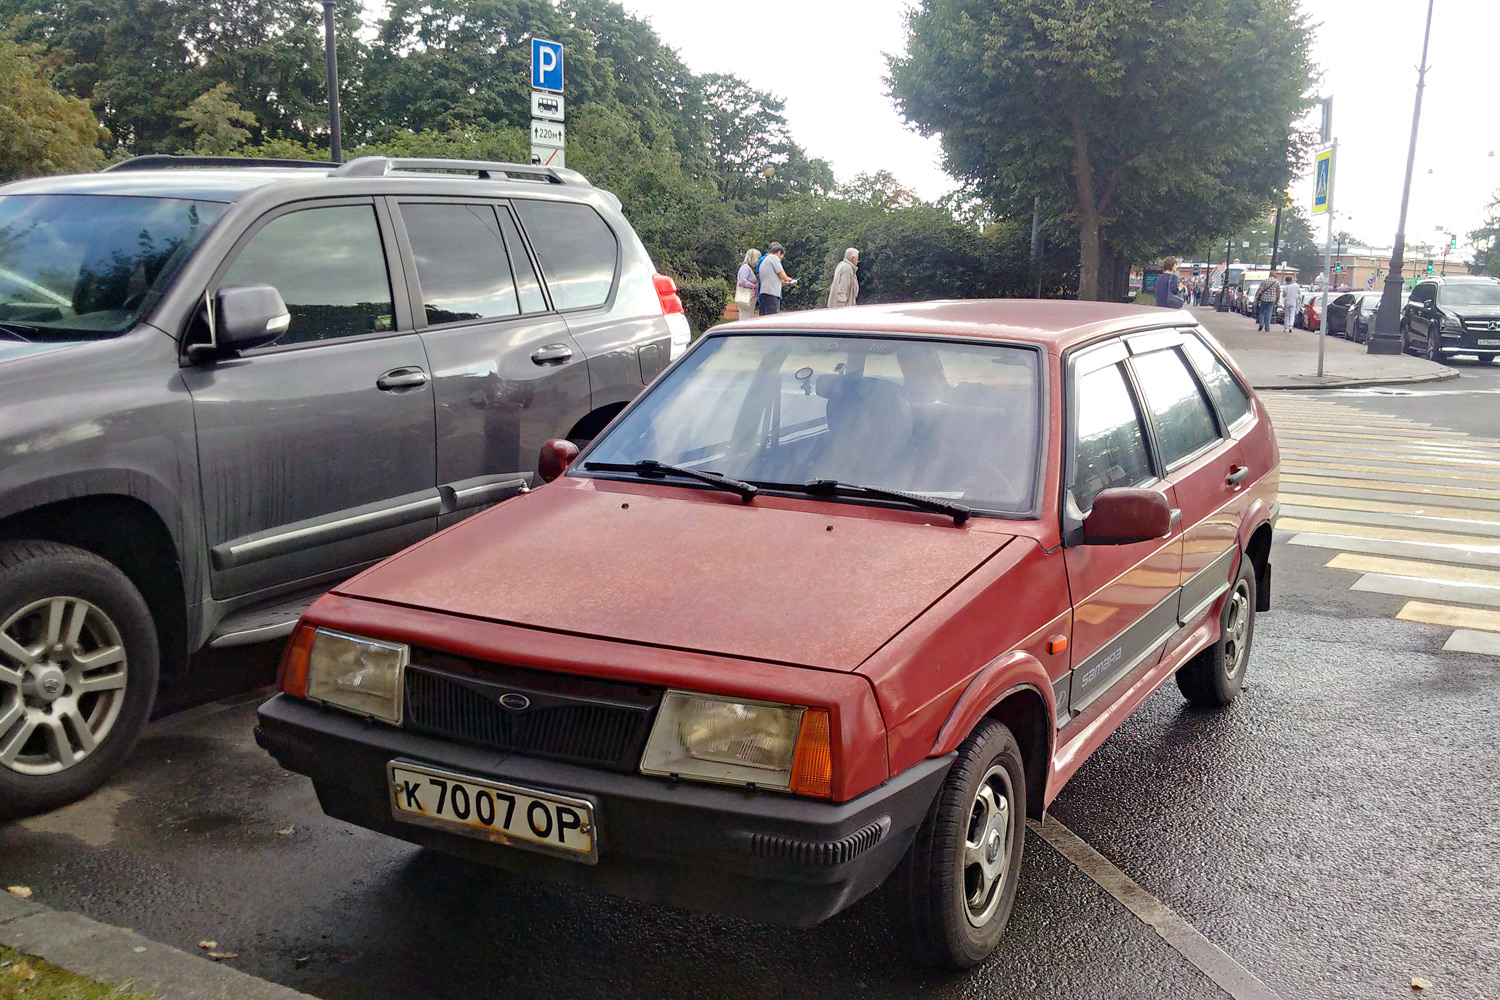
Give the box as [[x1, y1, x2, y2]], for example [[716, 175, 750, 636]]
[[612, 0, 1498, 255]]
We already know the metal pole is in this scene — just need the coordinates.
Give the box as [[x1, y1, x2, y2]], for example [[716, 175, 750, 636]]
[[322, 1, 342, 164], [1217, 235, 1232, 311], [1029, 195, 1041, 297], [1319, 138, 1337, 377], [1371, 0, 1434, 353], [1269, 204, 1283, 278]]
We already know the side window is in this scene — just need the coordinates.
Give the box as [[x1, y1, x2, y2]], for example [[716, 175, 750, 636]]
[[1182, 334, 1251, 428], [401, 203, 518, 325], [495, 207, 548, 314], [220, 204, 394, 347], [1131, 348, 1221, 466], [513, 200, 618, 310], [1072, 362, 1154, 511]]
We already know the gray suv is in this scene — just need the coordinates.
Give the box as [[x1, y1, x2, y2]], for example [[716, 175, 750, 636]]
[[0, 155, 691, 816]]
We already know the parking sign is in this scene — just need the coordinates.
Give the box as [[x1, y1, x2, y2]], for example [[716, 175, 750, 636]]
[[532, 39, 564, 93]]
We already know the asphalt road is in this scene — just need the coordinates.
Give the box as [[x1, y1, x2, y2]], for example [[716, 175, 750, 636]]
[[4, 392, 1500, 1000]]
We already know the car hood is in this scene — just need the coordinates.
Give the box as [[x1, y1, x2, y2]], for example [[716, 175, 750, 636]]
[[337, 484, 1014, 671], [1450, 307, 1500, 320]]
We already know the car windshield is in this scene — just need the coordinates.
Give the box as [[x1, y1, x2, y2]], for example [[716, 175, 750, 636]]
[[582, 333, 1043, 514], [0, 194, 225, 338], [1441, 283, 1500, 307]]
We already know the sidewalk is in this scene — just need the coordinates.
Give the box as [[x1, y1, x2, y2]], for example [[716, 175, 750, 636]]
[[1191, 306, 1457, 390]]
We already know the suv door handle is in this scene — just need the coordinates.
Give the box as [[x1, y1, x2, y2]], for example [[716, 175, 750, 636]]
[[376, 367, 429, 391], [1226, 465, 1249, 486], [532, 344, 574, 366]]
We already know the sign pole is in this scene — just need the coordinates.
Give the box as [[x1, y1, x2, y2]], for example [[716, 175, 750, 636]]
[[1318, 138, 1337, 378]]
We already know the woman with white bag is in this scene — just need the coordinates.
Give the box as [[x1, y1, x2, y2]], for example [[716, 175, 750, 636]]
[[735, 248, 760, 320]]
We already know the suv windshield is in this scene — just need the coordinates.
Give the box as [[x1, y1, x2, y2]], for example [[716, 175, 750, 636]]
[[0, 194, 225, 337], [582, 333, 1042, 514], [1441, 283, 1500, 307]]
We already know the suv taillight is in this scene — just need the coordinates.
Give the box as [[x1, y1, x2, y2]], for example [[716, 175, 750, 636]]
[[653, 272, 692, 360]]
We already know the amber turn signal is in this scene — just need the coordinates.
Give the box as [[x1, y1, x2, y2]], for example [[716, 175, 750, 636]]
[[277, 622, 316, 698], [1047, 635, 1068, 655], [789, 709, 833, 798]]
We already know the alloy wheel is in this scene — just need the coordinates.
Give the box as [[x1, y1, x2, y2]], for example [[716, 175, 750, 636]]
[[961, 764, 1016, 928], [1222, 580, 1252, 681], [0, 596, 129, 776]]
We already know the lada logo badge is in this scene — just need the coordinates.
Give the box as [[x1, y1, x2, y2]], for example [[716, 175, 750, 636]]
[[498, 693, 531, 711]]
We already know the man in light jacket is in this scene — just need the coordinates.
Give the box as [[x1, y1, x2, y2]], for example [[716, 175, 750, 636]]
[[1281, 273, 1301, 332], [828, 247, 859, 308]]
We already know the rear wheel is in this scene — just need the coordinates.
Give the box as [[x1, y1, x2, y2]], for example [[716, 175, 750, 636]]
[[1176, 555, 1256, 708], [0, 541, 158, 818]]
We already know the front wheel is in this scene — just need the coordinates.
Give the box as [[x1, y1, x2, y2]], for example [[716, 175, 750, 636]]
[[1176, 556, 1256, 707], [0, 541, 158, 819], [1427, 332, 1443, 363], [895, 719, 1026, 969]]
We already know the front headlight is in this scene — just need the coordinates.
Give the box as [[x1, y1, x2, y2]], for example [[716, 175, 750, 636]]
[[305, 628, 408, 724], [1440, 314, 1465, 332], [641, 691, 831, 795]]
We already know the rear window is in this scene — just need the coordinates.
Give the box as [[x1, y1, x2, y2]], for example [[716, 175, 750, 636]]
[[514, 201, 618, 310]]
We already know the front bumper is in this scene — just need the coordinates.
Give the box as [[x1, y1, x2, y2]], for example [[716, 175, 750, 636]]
[[255, 694, 951, 926]]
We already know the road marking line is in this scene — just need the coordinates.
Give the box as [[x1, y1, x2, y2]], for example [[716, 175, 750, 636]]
[[1280, 506, 1500, 539], [1286, 482, 1500, 512], [1326, 553, 1500, 586], [1032, 816, 1282, 1000], [1277, 518, 1500, 547], [1353, 573, 1500, 607], [1279, 493, 1500, 524], [1282, 460, 1500, 486], [1442, 629, 1500, 655], [1283, 473, 1500, 503], [1288, 532, 1500, 567], [1282, 447, 1500, 470], [1396, 601, 1500, 633], [1270, 423, 1470, 438], [1276, 439, 1500, 460]]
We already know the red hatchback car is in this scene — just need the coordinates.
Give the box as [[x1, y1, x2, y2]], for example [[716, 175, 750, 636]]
[[257, 300, 1279, 968]]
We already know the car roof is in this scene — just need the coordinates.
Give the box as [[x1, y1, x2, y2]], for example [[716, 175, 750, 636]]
[[1435, 275, 1498, 284], [716, 299, 1191, 352], [0, 168, 318, 202]]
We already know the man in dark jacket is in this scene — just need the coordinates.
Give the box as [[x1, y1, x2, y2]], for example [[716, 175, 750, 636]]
[[1154, 257, 1182, 308]]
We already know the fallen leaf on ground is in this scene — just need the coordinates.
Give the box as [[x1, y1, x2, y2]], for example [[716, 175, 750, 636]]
[[197, 940, 217, 950], [5, 886, 32, 899], [294, 956, 311, 968], [276, 826, 295, 836], [1412, 977, 1432, 991], [206, 951, 239, 961], [10, 962, 36, 981]]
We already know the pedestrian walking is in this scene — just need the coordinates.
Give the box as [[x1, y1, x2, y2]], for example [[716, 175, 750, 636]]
[[1281, 273, 1301, 332], [756, 242, 796, 315], [1154, 257, 1183, 308], [1254, 273, 1280, 331], [827, 247, 859, 308], [735, 248, 759, 320]]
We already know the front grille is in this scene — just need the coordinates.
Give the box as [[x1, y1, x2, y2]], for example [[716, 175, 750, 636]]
[[403, 654, 660, 772]]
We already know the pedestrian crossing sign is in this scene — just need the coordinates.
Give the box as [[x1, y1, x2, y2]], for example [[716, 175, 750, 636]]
[[1312, 148, 1333, 215]]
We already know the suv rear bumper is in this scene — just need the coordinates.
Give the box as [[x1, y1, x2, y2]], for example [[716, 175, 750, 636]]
[[255, 694, 951, 926]]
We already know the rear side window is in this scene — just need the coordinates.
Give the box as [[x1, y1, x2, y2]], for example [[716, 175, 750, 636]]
[[401, 203, 519, 325], [1182, 335, 1251, 428], [496, 207, 548, 314], [1072, 362, 1154, 511], [221, 204, 394, 346], [514, 201, 618, 310], [1131, 348, 1221, 466]]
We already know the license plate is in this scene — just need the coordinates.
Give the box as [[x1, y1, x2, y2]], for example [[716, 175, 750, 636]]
[[1478, 339, 1500, 347], [387, 760, 598, 864]]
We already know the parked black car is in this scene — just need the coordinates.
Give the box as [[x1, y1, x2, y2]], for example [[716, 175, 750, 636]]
[[1325, 291, 1376, 338], [0, 155, 690, 817], [1401, 276, 1500, 363]]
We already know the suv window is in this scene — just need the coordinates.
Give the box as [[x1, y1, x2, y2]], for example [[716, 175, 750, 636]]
[[402, 203, 519, 325], [1181, 335, 1250, 428], [221, 205, 394, 346], [1412, 283, 1436, 307], [495, 207, 548, 314], [1072, 361, 1154, 511], [1131, 348, 1221, 466], [514, 201, 618, 310]]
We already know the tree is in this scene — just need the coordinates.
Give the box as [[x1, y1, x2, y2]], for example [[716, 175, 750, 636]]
[[176, 82, 256, 154], [1469, 192, 1500, 278], [890, 0, 1314, 300], [0, 32, 103, 181]]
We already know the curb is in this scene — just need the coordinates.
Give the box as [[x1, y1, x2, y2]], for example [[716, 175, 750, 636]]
[[1250, 368, 1462, 391], [0, 891, 315, 1000]]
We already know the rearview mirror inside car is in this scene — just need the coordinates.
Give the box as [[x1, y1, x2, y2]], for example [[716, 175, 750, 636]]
[[1082, 488, 1173, 545], [215, 285, 290, 352], [538, 439, 580, 483]]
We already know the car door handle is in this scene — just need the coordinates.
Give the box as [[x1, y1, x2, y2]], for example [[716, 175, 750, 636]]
[[376, 367, 429, 391], [532, 344, 574, 366], [1226, 465, 1249, 486]]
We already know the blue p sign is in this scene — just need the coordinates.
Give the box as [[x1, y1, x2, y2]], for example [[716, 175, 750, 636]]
[[532, 39, 564, 93]]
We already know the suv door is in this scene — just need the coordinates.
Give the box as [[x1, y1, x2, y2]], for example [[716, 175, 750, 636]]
[[1406, 283, 1437, 348], [182, 199, 438, 599], [1126, 334, 1247, 642], [1060, 341, 1182, 722], [390, 199, 590, 523]]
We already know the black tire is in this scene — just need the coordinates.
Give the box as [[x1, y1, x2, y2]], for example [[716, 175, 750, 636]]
[[0, 540, 158, 819], [1399, 321, 1411, 355], [895, 719, 1026, 969], [1427, 331, 1443, 363], [1176, 555, 1256, 708]]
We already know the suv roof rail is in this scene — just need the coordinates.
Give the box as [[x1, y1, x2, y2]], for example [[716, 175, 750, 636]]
[[103, 155, 337, 173], [331, 156, 590, 187]]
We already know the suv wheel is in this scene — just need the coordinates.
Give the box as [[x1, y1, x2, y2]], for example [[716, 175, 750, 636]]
[[1399, 321, 1410, 354], [0, 541, 158, 818], [1427, 332, 1443, 363], [895, 719, 1026, 969], [1176, 556, 1256, 707]]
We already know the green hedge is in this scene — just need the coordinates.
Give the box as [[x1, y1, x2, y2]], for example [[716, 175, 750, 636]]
[[677, 279, 731, 337]]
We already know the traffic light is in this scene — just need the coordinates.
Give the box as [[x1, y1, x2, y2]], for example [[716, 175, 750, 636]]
[[1450, 235, 1458, 250], [1426, 260, 1434, 275]]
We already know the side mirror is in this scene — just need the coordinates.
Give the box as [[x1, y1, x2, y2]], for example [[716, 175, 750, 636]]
[[538, 439, 580, 483], [215, 285, 290, 352], [1082, 488, 1173, 545]]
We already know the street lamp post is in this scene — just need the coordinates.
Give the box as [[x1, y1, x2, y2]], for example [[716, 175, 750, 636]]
[[1216, 234, 1232, 311], [1370, 0, 1435, 354], [760, 165, 775, 215], [322, 1, 342, 164]]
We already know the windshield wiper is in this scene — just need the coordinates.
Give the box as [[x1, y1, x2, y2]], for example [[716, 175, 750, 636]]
[[761, 478, 970, 525], [582, 460, 759, 502]]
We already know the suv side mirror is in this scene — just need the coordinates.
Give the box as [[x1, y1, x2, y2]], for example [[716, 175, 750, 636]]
[[215, 285, 290, 352], [538, 439, 580, 483], [1082, 488, 1173, 545]]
